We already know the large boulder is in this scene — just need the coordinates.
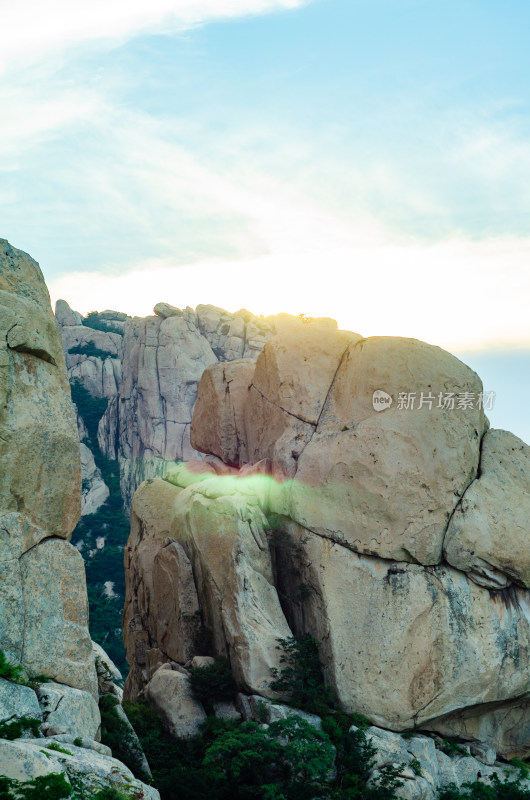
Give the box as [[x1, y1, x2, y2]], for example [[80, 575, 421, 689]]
[[38, 682, 100, 740], [190, 359, 255, 466], [245, 323, 359, 477], [145, 666, 206, 738], [0, 678, 41, 724], [169, 478, 292, 695], [274, 524, 530, 730], [0, 240, 81, 539], [444, 428, 530, 588], [123, 478, 203, 699], [424, 695, 530, 761], [0, 240, 96, 698], [0, 738, 160, 798], [19, 537, 97, 697], [287, 336, 486, 564], [123, 316, 530, 759]]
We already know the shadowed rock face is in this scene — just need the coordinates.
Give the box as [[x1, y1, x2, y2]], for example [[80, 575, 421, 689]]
[[0, 239, 97, 697], [123, 318, 530, 759]]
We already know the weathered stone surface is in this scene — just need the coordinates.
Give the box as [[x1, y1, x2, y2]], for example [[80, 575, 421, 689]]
[[145, 666, 207, 738], [55, 299, 83, 326], [248, 696, 321, 728], [38, 682, 100, 740], [20, 537, 98, 698], [113, 702, 153, 780], [278, 525, 530, 730], [80, 443, 109, 516], [0, 241, 81, 540], [93, 641, 122, 698], [196, 304, 275, 362], [424, 695, 530, 761], [190, 655, 215, 669], [154, 302, 182, 319], [191, 359, 255, 466], [4, 738, 160, 798], [0, 678, 41, 724], [360, 725, 530, 799], [64, 302, 278, 510], [245, 324, 358, 477], [169, 480, 292, 697], [212, 701, 241, 721], [98, 314, 218, 509], [123, 478, 204, 699], [0, 738, 64, 783], [0, 240, 97, 700], [60, 323, 122, 398], [289, 336, 487, 564], [444, 429, 530, 588], [123, 312, 530, 759]]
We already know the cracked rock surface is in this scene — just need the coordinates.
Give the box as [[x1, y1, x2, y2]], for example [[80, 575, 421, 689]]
[[123, 319, 530, 758]]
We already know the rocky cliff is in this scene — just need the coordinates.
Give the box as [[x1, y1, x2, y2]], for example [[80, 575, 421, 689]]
[[55, 299, 278, 670], [0, 240, 158, 798], [56, 299, 276, 513], [122, 316, 530, 778]]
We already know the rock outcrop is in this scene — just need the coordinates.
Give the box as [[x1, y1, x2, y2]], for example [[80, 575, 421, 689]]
[[0, 240, 158, 798], [87, 304, 278, 509], [80, 442, 109, 515], [123, 317, 530, 763], [0, 240, 94, 694]]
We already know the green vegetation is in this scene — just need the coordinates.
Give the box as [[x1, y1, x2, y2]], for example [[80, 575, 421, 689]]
[[44, 742, 73, 756], [0, 715, 41, 740], [68, 341, 118, 360], [511, 761, 530, 781], [70, 381, 108, 446], [83, 312, 124, 336], [188, 656, 236, 714], [121, 697, 406, 800], [92, 789, 130, 800], [270, 635, 336, 716], [0, 651, 26, 684], [439, 774, 530, 799], [99, 695, 150, 781], [437, 738, 471, 758], [0, 650, 50, 691], [69, 382, 128, 674], [411, 759, 423, 776], [0, 773, 142, 800], [0, 773, 71, 800], [202, 716, 335, 799]]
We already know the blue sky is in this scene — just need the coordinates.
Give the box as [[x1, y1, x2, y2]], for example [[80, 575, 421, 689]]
[[2, 0, 530, 441]]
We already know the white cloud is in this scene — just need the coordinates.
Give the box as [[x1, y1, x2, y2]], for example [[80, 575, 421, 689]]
[[1, 0, 311, 73], [48, 223, 530, 352]]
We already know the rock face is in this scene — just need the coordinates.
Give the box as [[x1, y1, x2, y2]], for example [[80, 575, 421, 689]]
[[83, 304, 278, 510], [0, 240, 95, 695], [80, 442, 109, 515], [99, 314, 218, 508], [145, 665, 207, 738], [123, 318, 530, 761], [444, 428, 530, 588], [56, 299, 280, 511], [0, 241, 157, 799]]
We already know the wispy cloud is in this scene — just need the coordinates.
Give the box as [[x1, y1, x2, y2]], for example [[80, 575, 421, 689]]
[[1, 0, 311, 73]]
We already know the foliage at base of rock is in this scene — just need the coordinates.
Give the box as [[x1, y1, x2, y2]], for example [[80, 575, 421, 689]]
[[188, 657, 236, 714], [270, 635, 335, 717]]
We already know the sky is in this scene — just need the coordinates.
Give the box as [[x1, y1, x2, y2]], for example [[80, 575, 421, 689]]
[[2, 0, 530, 441]]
